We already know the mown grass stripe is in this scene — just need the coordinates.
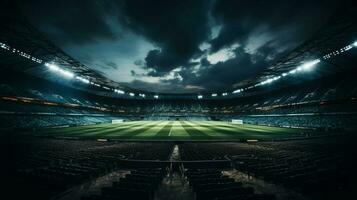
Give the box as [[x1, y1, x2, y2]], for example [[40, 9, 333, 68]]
[[199, 121, 239, 129], [194, 121, 287, 134], [58, 121, 145, 137], [36, 120, 304, 140], [155, 121, 174, 137], [170, 121, 190, 137], [134, 121, 169, 137], [180, 121, 210, 138], [119, 122, 160, 138], [184, 121, 228, 137], [41, 123, 111, 134], [241, 124, 299, 134], [64, 124, 142, 136], [97, 121, 156, 137], [192, 121, 238, 130], [190, 121, 248, 138], [41, 121, 141, 135], [51, 121, 147, 138]]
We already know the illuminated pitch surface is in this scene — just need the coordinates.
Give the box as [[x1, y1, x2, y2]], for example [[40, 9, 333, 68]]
[[38, 121, 316, 141]]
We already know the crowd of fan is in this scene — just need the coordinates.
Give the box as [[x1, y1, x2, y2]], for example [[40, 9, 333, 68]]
[[0, 114, 121, 130], [234, 115, 357, 131]]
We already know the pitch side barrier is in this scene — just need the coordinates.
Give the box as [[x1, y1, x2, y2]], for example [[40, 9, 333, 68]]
[[115, 158, 232, 169]]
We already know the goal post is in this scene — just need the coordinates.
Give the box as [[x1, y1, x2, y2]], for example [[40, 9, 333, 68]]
[[111, 119, 124, 124], [231, 119, 243, 124]]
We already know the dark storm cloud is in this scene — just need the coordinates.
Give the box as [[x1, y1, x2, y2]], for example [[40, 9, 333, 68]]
[[130, 70, 146, 78], [200, 58, 211, 67], [105, 62, 118, 70], [175, 46, 275, 91], [115, 0, 212, 75], [16, 0, 352, 92], [19, 0, 117, 45], [209, 0, 340, 53], [134, 60, 145, 67], [168, 0, 345, 91], [119, 0, 344, 91], [130, 70, 138, 77]]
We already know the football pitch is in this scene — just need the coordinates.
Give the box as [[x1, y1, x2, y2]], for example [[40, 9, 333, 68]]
[[36, 120, 315, 141]]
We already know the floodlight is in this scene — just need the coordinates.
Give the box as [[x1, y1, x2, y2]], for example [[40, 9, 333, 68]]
[[129, 93, 135, 97], [46, 63, 74, 78], [353, 41, 357, 47], [154, 95, 159, 99], [211, 93, 217, 97], [289, 69, 297, 74], [265, 78, 273, 84], [114, 89, 125, 94], [90, 82, 100, 87], [232, 89, 241, 94], [197, 95, 203, 99], [76, 76, 90, 84], [259, 76, 281, 85], [46, 63, 59, 71], [300, 59, 320, 71], [61, 71, 74, 78]]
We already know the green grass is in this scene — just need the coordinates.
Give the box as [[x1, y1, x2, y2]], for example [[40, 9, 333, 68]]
[[36, 120, 314, 141]]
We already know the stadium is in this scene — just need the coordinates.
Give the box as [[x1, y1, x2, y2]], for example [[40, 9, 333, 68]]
[[1, 1, 357, 200]]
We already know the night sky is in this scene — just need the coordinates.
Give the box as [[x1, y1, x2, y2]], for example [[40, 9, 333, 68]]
[[19, 0, 348, 93]]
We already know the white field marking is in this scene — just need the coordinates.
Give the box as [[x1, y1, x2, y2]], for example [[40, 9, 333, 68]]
[[168, 127, 173, 136], [168, 121, 178, 136]]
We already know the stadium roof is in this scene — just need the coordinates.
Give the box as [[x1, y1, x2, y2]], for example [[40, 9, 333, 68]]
[[234, 8, 357, 90], [0, 6, 141, 93]]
